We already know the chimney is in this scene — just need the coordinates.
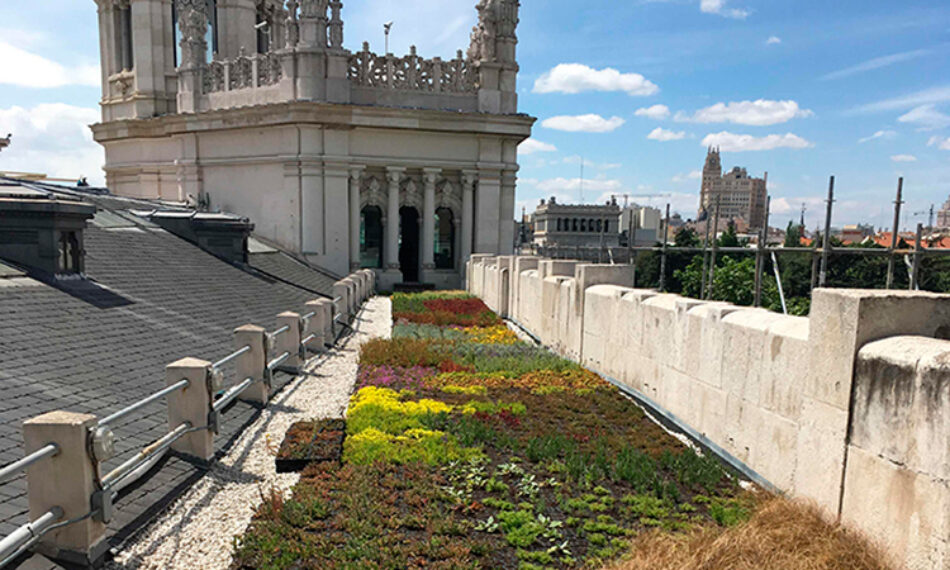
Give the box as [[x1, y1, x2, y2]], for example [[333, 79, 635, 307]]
[[0, 182, 96, 276], [139, 211, 254, 264]]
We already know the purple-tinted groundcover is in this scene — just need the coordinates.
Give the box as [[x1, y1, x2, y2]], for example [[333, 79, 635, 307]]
[[355, 365, 438, 391]]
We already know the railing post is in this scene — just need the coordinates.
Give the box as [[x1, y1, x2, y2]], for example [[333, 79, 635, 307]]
[[166, 358, 215, 460], [275, 312, 302, 371], [305, 300, 327, 352], [333, 282, 349, 324], [234, 325, 268, 404], [23, 411, 107, 565]]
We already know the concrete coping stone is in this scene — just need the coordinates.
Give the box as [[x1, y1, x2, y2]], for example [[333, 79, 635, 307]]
[[859, 335, 950, 368]]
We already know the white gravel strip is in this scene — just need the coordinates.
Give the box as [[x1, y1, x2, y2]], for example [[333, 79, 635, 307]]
[[108, 296, 391, 570]]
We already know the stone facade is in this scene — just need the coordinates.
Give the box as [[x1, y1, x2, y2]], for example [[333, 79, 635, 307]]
[[937, 196, 950, 229], [531, 197, 622, 248], [90, 0, 533, 289], [699, 147, 768, 230]]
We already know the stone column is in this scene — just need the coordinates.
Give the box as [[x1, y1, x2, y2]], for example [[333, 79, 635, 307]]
[[174, 0, 209, 114], [349, 167, 364, 271], [499, 170, 517, 255], [461, 171, 476, 266], [385, 168, 403, 270], [166, 358, 214, 460], [301, 163, 325, 255], [422, 168, 439, 274], [475, 169, 502, 254], [23, 411, 107, 565]]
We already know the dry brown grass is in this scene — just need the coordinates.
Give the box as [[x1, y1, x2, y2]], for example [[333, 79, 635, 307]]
[[604, 495, 895, 570]]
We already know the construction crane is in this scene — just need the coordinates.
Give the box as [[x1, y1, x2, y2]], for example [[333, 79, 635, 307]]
[[612, 193, 673, 208], [912, 205, 935, 229]]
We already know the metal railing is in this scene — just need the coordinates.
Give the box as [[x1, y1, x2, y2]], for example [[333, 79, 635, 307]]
[[0, 445, 58, 485], [212, 345, 250, 370], [0, 271, 373, 567], [0, 507, 64, 567], [98, 379, 190, 428]]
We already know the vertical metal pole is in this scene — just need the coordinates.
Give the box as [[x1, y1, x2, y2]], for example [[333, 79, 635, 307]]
[[708, 197, 721, 297], [754, 196, 770, 307], [911, 222, 923, 291], [700, 212, 711, 299], [810, 250, 819, 293], [627, 211, 634, 267], [885, 177, 904, 290], [658, 203, 671, 291], [819, 176, 835, 288]]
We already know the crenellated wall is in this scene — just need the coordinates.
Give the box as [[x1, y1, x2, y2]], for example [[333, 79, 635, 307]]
[[469, 255, 950, 570]]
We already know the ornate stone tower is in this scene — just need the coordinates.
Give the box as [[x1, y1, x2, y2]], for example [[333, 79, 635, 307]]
[[699, 146, 722, 216], [91, 0, 534, 289], [468, 0, 521, 114]]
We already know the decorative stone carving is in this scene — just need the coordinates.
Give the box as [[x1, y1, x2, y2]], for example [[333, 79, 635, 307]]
[[299, 0, 328, 19], [176, 0, 209, 69], [361, 176, 387, 210], [285, 0, 299, 48], [436, 180, 462, 215], [328, 0, 344, 49], [348, 44, 475, 93], [468, 0, 519, 62], [400, 178, 422, 210]]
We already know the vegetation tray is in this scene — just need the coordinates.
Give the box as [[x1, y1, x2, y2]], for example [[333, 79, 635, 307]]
[[275, 419, 345, 473]]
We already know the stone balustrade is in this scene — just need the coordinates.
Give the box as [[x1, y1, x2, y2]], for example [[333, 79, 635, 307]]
[[202, 50, 283, 94], [468, 254, 950, 570], [347, 44, 476, 94]]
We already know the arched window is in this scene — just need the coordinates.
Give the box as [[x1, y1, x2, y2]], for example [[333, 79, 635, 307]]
[[580, 219, 586, 232], [173, 0, 218, 67], [572, 218, 578, 232], [604, 219, 610, 233], [434, 207, 455, 269], [360, 206, 383, 268], [588, 218, 595, 232], [596, 219, 603, 233], [556, 218, 562, 231]]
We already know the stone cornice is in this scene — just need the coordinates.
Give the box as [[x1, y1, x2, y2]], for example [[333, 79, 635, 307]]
[[91, 100, 536, 143]]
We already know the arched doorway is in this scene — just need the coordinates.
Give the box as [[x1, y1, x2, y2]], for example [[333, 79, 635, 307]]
[[399, 206, 420, 282], [360, 206, 383, 268]]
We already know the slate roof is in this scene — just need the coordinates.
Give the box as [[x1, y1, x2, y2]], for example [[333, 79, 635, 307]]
[[0, 181, 344, 568]]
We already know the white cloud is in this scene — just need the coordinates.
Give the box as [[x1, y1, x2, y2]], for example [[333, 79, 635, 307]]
[[0, 104, 103, 184], [853, 85, 950, 113], [858, 130, 897, 143], [672, 170, 703, 183], [541, 114, 626, 133], [701, 131, 814, 152], [766, 36, 782, 45], [890, 154, 917, 163], [700, 0, 749, 19], [822, 49, 931, 81], [928, 136, 950, 151], [518, 138, 557, 155], [0, 41, 99, 88], [897, 104, 950, 130], [675, 100, 813, 126], [533, 63, 659, 96], [635, 104, 671, 120], [647, 127, 686, 141]]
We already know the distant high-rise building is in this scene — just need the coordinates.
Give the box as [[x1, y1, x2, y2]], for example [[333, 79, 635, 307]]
[[937, 196, 950, 229], [698, 147, 768, 230]]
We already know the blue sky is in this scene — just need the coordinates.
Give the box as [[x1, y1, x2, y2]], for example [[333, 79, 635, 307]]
[[1, 0, 949, 230]]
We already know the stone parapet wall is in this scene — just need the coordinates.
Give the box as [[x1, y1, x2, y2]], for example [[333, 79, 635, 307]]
[[468, 254, 950, 570]]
